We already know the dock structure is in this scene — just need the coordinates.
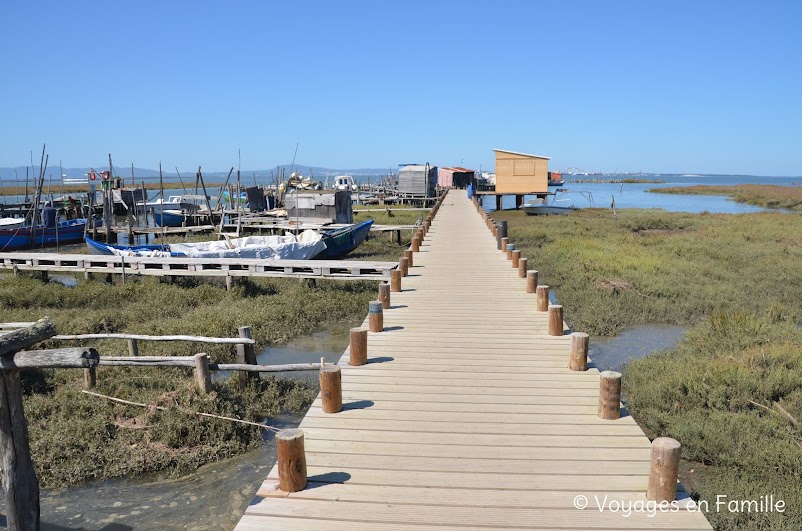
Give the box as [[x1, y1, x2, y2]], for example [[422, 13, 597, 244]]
[[0, 253, 397, 281], [236, 193, 712, 529]]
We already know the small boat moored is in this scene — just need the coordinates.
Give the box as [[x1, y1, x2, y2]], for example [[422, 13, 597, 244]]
[[0, 218, 92, 251]]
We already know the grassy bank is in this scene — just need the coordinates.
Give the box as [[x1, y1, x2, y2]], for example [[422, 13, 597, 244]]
[[625, 312, 802, 530], [492, 208, 802, 529], [493, 208, 802, 335], [649, 184, 802, 210], [4, 230, 411, 488]]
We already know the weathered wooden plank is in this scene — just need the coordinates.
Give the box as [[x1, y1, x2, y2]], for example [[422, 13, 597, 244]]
[[0, 318, 57, 357], [0, 348, 99, 369]]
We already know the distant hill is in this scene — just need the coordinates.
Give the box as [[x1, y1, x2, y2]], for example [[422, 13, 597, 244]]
[[0, 165, 397, 183]]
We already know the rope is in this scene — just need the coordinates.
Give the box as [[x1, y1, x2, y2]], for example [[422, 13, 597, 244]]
[[81, 389, 282, 433]]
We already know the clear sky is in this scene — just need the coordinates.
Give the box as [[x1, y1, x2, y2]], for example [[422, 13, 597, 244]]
[[1, 1, 800, 175]]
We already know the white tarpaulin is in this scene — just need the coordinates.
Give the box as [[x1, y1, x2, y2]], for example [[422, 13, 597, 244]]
[[169, 230, 326, 260]]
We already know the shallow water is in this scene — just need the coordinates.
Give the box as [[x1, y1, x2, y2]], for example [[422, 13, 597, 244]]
[[481, 174, 798, 214], [0, 325, 352, 530], [589, 324, 687, 373]]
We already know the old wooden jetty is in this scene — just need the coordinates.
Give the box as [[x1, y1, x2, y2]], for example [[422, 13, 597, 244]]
[[236, 192, 712, 529], [0, 252, 397, 282]]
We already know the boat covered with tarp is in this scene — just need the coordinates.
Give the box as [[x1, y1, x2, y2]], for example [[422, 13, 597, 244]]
[[86, 230, 326, 260]]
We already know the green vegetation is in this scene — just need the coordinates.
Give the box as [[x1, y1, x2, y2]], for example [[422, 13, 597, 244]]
[[650, 184, 802, 211], [492, 208, 802, 530], [3, 230, 412, 488], [621, 178, 666, 184], [625, 312, 802, 530], [493, 209, 802, 336]]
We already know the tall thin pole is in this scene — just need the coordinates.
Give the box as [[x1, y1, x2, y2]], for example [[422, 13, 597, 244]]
[[104, 154, 114, 243], [28, 146, 47, 247], [159, 162, 165, 242], [174, 166, 187, 193], [236, 149, 242, 236], [289, 142, 299, 234], [26, 150, 32, 203]]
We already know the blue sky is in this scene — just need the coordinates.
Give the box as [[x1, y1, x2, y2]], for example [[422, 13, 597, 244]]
[[1, 1, 800, 175]]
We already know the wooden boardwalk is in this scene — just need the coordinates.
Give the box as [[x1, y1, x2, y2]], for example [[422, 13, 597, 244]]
[[0, 252, 397, 281], [236, 193, 712, 530]]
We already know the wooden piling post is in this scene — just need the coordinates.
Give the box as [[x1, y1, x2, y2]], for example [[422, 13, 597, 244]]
[[500, 237, 509, 253], [127, 339, 139, 357], [598, 371, 622, 420], [518, 257, 527, 278], [496, 220, 507, 249], [404, 249, 414, 268], [548, 305, 564, 336], [225, 274, 233, 291], [369, 301, 384, 332], [349, 328, 368, 366], [399, 257, 409, 277], [411, 237, 420, 252], [569, 332, 589, 371], [194, 353, 213, 394], [390, 270, 401, 292], [378, 282, 391, 309], [536, 285, 549, 311], [527, 270, 538, 293], [506, 243, 515, 260], [319, 364, 342, 413], [0, 369, 40, 528], [84, 367, 97, 389], [647, 438, 682, 502], [512, 250, 521, 268], [236, 326, 257, 388], [276, 429, 307, 492]]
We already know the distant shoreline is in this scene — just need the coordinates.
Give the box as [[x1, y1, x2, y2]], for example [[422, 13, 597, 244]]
[[648, 184, 802, 211]]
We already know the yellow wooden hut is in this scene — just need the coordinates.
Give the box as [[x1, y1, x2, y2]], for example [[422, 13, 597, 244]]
[[493, 149, 550, 194]]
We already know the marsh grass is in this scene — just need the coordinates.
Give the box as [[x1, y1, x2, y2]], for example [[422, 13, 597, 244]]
[[625, 312, 802, 530], [492, 207, 802, 530], [2, 230, 409, 488], [493, 208, 802, 335], [650, 184, 802, 211]]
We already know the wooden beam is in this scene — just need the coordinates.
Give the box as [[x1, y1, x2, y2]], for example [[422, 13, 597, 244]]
[[0, 348, 99, 370], [0, 318, 56, 357], [0, 369, 39, 529]]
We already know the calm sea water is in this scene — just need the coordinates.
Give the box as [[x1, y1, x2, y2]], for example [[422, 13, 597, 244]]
[[481, 174, 801, 213]]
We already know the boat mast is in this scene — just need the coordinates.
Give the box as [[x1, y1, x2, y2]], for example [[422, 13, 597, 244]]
[[159, 161, 165, 243], [28, 145, 47, 247]]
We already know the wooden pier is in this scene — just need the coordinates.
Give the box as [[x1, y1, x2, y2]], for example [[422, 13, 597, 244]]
[[0, 252, 397, 281], [236, 192, 712, 529]]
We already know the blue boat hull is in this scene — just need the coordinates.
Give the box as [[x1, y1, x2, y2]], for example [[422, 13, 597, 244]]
[[316, 220, 373, 259], [0, 219, 90, 251], [85, 236, 172, 255], [154, 211, 186, 227]]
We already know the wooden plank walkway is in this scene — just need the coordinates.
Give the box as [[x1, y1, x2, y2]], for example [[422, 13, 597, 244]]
[[236, 193, 712, 530], [0, 253, 397, 281]]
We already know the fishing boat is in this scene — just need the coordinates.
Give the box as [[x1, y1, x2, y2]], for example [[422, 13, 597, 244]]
[[332, 175, 358, 192], [0, 219, 91, 251], [86, 220, 374, 260], [522, 203, 575, 215], [316, 220, 373, 259], [153, 209, 212, 228], [0, 218, 25, 229], [547, 171, 565, 187], [141, 194, 206, 214], [86, 230, 327, 260]]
